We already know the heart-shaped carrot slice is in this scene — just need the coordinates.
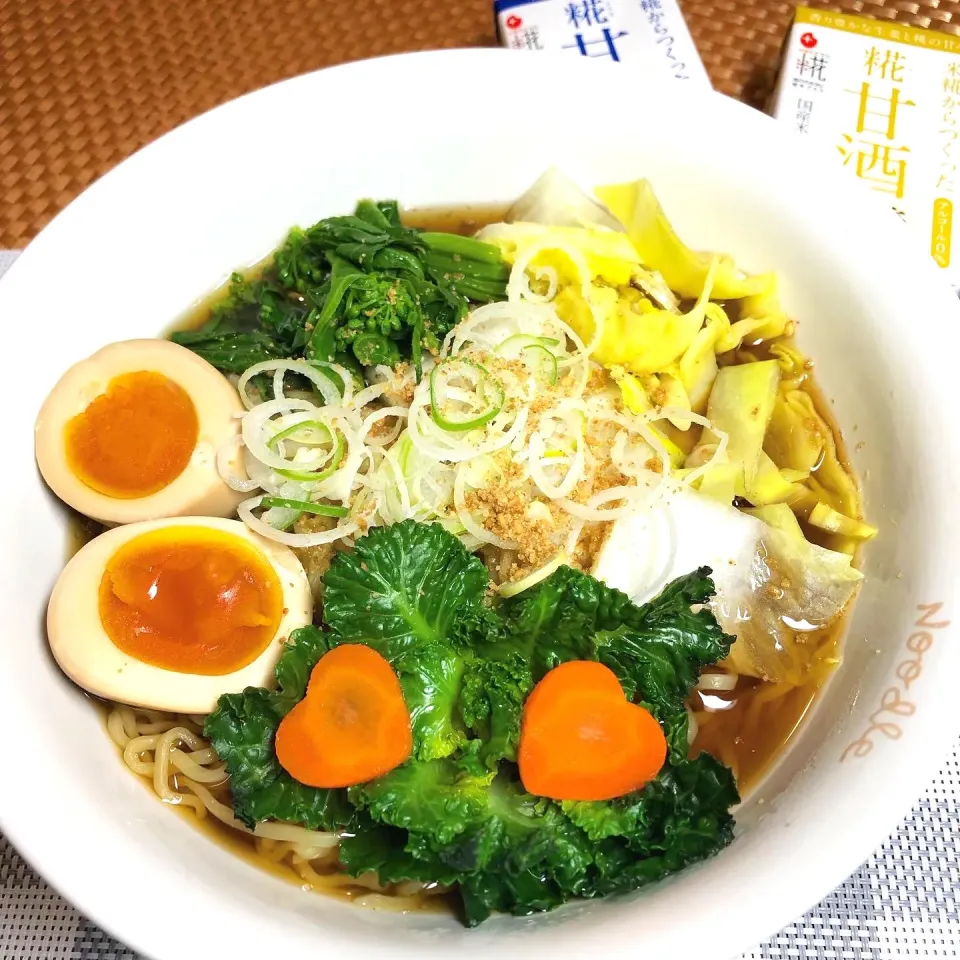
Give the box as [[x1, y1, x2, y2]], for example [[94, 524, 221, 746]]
[[275, 643, 412, 788], [518, 660, 667, 801]]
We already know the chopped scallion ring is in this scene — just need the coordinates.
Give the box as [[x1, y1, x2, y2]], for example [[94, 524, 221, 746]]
[[429, 358, 506, 432], [267, 419, 334, 449], [259, 497, 349, 518], [494, 334, 559, 384], [522, 344, 558, 385], [494, 333, 561, 354], [275, 431, 346, 482]]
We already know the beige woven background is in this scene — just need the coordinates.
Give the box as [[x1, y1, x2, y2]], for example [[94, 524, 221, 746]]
[[3, 0, 960, 248]]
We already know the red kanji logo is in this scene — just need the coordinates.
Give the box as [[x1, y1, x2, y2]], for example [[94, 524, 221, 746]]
[[506, 14, 523, 29], [801, 32, 818, 49]]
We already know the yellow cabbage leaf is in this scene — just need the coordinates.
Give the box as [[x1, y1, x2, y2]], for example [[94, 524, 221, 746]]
[[624, 370, 694, 429], [476, 222, 639, 286], [763, 389, 825, 475], [595, 178, 774, 300], [722, 523, 862, 683], [765, 388, 860, 517], [809, 502, 878, 541], [678, 320, 720, 412], [746, 451, 807, 506], [739, 277, 791, 340], [763, 384, 867, 553], [504, 167, 625, 232], [609, 367, 686, 466], [631, 265, 679, 312], [696, 461, 740, 504], [703, 359, 780, 487], [658, 372, 693, 429], [807, 447, 861, 523], [743, 503, 806, 543], [555, 258, 717, 373], [766, 344, 808, 391]]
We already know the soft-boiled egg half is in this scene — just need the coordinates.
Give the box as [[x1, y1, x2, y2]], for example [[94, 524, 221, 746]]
[[35, 339, 246, 525], [48, 517, 313, 713]]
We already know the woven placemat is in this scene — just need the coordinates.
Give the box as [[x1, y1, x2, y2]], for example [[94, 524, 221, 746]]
[[3, 0, 960, 248]]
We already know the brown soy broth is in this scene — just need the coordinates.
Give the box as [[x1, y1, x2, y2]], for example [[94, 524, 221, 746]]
[[66, 510, 105, 558], [692, 625, 842, 792], [403, 202, 510, 236], [169, 254, 274, 338]]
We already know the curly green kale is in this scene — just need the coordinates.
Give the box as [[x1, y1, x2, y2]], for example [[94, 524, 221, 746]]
[[206, 520, 739, 927]]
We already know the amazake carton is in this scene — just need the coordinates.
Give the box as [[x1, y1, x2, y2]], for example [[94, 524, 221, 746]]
[[771, 7, 960, 290]]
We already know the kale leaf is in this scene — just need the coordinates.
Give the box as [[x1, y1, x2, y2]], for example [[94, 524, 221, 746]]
[[502, 563, 730, 711], [203, 625, 353, 831], [322, 519, 490, 762], [204, 520, 739, 926]]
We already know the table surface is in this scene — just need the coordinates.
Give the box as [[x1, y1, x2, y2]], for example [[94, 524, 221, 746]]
[[2, 1, 960, 957]]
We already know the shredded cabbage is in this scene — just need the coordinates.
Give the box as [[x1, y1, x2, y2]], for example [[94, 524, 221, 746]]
[[595, 178, 774, 300]]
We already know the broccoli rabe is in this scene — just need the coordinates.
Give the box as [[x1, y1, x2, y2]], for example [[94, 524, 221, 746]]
[[171, 200, 509, 377]]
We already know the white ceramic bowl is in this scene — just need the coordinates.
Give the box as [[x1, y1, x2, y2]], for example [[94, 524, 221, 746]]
[[2, 49, 960, 960]]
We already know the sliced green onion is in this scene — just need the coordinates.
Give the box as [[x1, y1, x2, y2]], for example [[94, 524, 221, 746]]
[[522, 344, 558, 385], [304, 361, 348, 400], [260, 497, 349, 518], [495, 334, 559, 384], [267, 419, 333, 449], [429, 358, 505, 432], [495, 334, 560, 354], [275, 431, 346, 482]]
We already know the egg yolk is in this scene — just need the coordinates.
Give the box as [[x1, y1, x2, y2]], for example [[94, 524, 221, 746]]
[[64, 371, 199, 499], [98, 526, 284, 675]]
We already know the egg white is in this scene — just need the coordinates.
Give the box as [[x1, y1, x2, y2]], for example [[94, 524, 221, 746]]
[[47, 517, 313, 714], [35, 339, 247, 525]]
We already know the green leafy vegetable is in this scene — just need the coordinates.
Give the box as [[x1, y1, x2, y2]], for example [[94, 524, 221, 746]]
[[172, 201, 509, 376], [258, 497, 349, 518], [323, 520, 489, 761], [203, 626, 353, 830], [206, 520, 738, 926], [170, 271, 310, 372]]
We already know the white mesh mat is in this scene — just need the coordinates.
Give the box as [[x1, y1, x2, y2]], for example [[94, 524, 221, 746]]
[[2, 248, 957, 959]]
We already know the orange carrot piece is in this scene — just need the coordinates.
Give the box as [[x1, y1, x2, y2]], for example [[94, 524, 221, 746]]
[[518, 660, 667, 801], [275, 644, 412, 788]]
